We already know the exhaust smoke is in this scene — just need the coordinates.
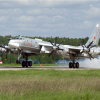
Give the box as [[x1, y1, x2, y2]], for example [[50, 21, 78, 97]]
[[79, 57, 100, 69]]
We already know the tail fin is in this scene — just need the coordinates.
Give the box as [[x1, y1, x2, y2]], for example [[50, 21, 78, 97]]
[[85, 24, 100, 47]]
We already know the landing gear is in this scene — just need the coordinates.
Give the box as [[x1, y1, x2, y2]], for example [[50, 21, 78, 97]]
[[28, 61, 32, 67], [16, 60, 19, 64], [26, 61, 28, 68], [22, 61, 32, 68], [16, 50, 33, 68], [22, 61, 25, 68], [21, 54, 32, 68], [76, 62, 79, 68], [69, 62, 73, 68], [69, 62, 79, 68], [69, 54, 80, 69]]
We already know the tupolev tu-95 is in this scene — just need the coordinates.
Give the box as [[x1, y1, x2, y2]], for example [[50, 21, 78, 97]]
[[0, 24, 100, 68]]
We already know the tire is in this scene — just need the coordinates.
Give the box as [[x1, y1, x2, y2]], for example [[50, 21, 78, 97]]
[[16, 60, 19, 64], [69, 62, 73, 68], [22, 61, 25, 68], [73, 63, 76, 68], [26, 61, 28, 68], [29, 61, 32, 67], [76, 62, 79, 68]]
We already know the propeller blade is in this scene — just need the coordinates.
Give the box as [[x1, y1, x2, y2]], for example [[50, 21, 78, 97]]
[[6, 52, 8, 59], [0, 42, 4, 47], [57, 40, 64, 47], [83, 39, 85, 44], [48, 50, 54, 57], [54, 37, 57, 46], [87, 53, 92, 60], [49, 40, 54, 46], [82, 39, 87, 47], [57, 51, 63, 57], [52, 55, 54, 61], [90, 45, 97, 48], [87, 41, 93, 48], [58, 48, 63, 50], [78, 41, 84, 48], [5, 37, 12, 40], [78, 51, 84, 57]]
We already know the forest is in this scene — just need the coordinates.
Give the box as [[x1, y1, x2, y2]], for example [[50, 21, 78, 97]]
[[0, 35, 99, 64]]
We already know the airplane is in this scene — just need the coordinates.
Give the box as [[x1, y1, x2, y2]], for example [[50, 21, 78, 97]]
[[0, 24, 100, 68]]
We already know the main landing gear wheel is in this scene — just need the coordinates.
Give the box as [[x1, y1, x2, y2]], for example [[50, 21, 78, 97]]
[[69, 62, 73, 68], [22, 61, 29, 68], [28, 61, 32, 67], [73, 63, 76, 68], [22, 61, 25, 68], [16, 60, 19, 64], [69, 62, 79, 68], [26, 61, 28, 68], [76, 62, 79, 68]]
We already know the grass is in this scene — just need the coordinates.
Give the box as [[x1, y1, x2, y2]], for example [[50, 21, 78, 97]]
[[0, 63, 58, 67], [0, 69, 100, 99]]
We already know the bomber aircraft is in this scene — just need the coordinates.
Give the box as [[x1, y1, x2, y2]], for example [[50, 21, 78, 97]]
[[0, 24, 100, 68]]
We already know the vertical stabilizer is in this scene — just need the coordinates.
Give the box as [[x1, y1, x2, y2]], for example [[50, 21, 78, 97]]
[[86, 24, 100, 47]]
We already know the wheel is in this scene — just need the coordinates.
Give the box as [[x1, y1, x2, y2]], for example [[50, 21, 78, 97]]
[[28, 61, 32, 67], [16, 60, 19, 64], [26, 61, 28, 68], [73, 63, 76, 68], [22, 61, 25, 68], [76, 62, 79, 68], [69, 62, 73, 68]]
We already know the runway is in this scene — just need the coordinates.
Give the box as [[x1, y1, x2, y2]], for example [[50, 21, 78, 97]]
[[0, 66, 97, 71]]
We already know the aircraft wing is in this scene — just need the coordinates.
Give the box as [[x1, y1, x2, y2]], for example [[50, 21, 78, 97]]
[[67, 45, 82, 53], [39, 42, 82, 55], [39, 43, 53, 47]]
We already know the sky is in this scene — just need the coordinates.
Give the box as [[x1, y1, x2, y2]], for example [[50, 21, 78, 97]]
[[0, 0, 100, 38]]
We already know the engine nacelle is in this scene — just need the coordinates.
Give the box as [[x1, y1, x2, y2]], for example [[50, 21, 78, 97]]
[[40, 46, 51, 53], [4, 46, 10, 49], [52, 46, 58, 50], [0, 47, 6, 53], [65, 47, 69, 53]]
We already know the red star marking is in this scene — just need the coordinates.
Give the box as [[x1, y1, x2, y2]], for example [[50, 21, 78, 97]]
[[94, 36, 96, 40]]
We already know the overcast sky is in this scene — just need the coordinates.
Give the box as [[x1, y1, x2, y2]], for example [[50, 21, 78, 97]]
[[0, 0, 100, 38]]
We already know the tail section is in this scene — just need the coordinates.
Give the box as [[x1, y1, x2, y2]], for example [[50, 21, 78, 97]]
[[85, 24, 100, 47]]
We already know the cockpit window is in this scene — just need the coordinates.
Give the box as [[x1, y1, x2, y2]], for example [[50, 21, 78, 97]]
[[15, 37, 19, 39], [12, 37, 24, 40], [13, 37, 23, 40]]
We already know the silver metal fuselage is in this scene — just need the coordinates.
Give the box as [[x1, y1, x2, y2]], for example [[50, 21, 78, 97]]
[[6, 37, 100, 59]]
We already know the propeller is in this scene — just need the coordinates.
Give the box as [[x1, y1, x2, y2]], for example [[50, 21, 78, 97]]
[[0, 42, 4, 47], [6, 50, 8, 59], [78, 39, 97, 60], [48, 37, 64, 57], [0, 42, 9, 60], [5, 37, 13, 40]]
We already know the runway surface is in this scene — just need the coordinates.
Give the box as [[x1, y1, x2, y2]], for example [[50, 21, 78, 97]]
[[0, 66, 97, 71]]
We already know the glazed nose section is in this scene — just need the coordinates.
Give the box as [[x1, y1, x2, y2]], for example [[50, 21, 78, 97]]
[[9, 40, 16, 43], [8, 40, 19, 48], [8, 43, 19, 48]]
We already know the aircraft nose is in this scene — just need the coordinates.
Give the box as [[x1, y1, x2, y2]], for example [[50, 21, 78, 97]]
[[8, 43, 19, 49], [9, 40, 16, 43]]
